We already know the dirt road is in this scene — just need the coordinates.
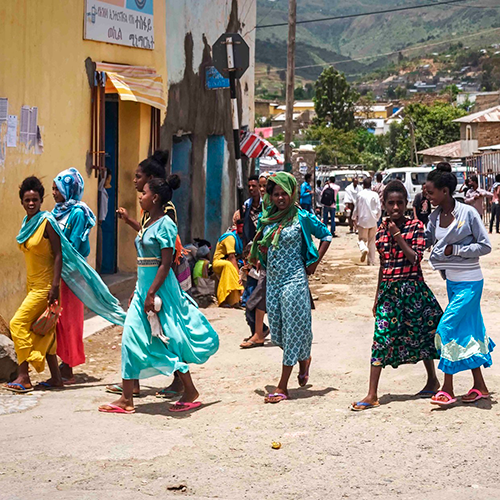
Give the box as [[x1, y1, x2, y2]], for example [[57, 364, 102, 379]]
[[2, 226, 500, 500]]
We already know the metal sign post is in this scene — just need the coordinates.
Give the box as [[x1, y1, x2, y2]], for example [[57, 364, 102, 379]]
[[225, 36, 244, 191], [212, 33, 250, 208]]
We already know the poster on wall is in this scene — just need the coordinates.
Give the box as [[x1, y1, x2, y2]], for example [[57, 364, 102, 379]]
[[84, 0, 154, 50]]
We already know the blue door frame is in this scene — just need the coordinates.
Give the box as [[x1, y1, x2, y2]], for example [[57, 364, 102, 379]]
[[204, 135, 225, 248], [100, 99, 119, 274]]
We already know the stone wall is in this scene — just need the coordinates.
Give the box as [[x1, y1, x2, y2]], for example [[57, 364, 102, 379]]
[[478, 123, 500, 147]]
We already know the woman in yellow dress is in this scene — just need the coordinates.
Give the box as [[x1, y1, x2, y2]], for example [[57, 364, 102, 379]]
[[212, 218, 244, 307], [6, 177, 63, 392], [5, 177, 126, 393]]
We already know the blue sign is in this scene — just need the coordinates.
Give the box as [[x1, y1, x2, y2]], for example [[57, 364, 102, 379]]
[[205, 66, 230, 90]]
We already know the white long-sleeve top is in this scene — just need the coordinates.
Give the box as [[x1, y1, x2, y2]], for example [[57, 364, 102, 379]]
[[353, 189, 381, 229]]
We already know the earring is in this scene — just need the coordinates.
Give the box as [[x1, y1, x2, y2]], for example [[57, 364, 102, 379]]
[[153, 200, 156, 204]]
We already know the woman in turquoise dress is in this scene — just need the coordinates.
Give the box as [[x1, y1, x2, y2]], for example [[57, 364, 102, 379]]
[[99, 178, 219, 414], [250, 172, 331, 404]]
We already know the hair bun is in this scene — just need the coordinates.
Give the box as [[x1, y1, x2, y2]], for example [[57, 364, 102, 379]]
[[167, 173, 181, 191], [152, 149, 170, 167], [436, 162, 452, 173]]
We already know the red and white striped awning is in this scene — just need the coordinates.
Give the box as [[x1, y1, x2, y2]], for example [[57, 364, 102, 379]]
[[95, 62, 166, 112], [240, 131, 284, 164]]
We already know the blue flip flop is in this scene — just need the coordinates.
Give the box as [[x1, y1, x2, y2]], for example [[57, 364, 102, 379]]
[[36, 381, 63, 390], [416, 390, 437, 398], [156, 388, 181, 399], [350, 401, 380, 411], [3, 383, 34, 394]]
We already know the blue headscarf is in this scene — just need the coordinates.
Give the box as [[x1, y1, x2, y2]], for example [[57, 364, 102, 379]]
[[217, 231, 243, 256], [52, 168, 96, 240], [17, 211, 125, 326]]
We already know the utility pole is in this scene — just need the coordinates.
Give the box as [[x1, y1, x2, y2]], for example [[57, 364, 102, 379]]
[[409, 119, 415, 168], [284, 0, 297, 172]]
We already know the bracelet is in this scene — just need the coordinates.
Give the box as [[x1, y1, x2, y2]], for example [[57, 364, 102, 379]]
[[393, 231, 401, 237]]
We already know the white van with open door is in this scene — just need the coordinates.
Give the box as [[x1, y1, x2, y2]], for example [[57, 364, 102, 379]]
[[382, 165, 467, 208]]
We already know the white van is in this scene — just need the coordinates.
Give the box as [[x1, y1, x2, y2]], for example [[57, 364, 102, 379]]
[[382, 165, 467, 208], [317, 169, 371, 223]]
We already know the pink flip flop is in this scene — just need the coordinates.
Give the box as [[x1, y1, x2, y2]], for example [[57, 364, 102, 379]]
[[430, 391, 457, 406], [169, 401, 202, 413], [463, 388, 490, 403], [98, 404, 135, 414], [264, 393, 289, 404]]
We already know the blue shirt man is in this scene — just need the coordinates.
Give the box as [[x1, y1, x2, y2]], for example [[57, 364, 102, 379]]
[[300, 173, 314, 213]]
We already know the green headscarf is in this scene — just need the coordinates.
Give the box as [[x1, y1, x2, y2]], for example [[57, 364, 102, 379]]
[[249, 172, 299, 265]]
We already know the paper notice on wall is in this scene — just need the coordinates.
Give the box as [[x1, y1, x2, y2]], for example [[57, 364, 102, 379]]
[[0, 98, 7, 122], [29, 107, 38, 148], [20, 106, 38, 147], [7, 115, 17, 147], [19, 106, 30, 144]]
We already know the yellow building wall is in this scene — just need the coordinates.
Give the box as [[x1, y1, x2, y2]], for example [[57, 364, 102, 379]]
[[0, 0, 167, 320]]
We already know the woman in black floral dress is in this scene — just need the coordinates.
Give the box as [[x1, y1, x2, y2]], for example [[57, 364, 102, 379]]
[[351, 181, 443, 411]]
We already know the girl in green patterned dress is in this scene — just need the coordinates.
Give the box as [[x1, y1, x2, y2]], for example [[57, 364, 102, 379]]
[[351, 181, 443, 411]]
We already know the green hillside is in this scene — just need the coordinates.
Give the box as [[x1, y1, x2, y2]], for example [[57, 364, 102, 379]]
[[255, 0, 500, 83]]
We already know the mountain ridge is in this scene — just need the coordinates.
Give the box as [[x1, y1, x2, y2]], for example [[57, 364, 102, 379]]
[[255, 0, 500, 82]]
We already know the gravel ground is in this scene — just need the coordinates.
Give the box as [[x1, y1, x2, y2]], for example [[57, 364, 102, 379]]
[[2, 226, 500, 499]]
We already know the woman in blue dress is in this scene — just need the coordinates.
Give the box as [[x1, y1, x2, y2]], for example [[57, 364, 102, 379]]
[[52, 168, 96, 384], [250, 172, 331, 404], [99, 178, 219, 414]]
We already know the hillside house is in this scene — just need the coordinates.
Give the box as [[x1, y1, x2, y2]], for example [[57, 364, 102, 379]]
[[255, 99, 280, 119], [417, 105, 500, 162], [455, 106, 500, 157]]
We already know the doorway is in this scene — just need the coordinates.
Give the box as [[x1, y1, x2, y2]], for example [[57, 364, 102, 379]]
[[99, 98, 119, 274]]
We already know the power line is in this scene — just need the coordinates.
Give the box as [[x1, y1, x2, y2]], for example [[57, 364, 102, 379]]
[[256, 0, 283, 27], [254, 26, 500, 76], [256, 0, 471, 29]]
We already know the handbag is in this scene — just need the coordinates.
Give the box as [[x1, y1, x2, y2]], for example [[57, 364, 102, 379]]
[[31, 301, 63, 336]]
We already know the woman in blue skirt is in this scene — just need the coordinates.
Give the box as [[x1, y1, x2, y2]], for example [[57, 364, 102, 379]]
[[99, 178, 219, 414], [425, 163, 494, 406]]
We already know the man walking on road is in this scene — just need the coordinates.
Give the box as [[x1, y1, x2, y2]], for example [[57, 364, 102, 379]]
[[241, 175, 262, 245], [465, 175, 492, 219], [372, 172, 385, 205], [490, 174, 500, 233], [345, 177, 362, 233], [321, 176, 340, 237], [353, 177, 381, 265], [300, 173, 314, 213]]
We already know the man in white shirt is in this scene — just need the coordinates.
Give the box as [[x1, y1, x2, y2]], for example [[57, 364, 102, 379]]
[[353, 177, 381, 265], [320, 176, 340, 237], [344, 177, 363, 233]]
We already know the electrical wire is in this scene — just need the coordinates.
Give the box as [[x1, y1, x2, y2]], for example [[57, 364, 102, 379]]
[[256, 0, 471, 29], [254, 26, 500, 75]]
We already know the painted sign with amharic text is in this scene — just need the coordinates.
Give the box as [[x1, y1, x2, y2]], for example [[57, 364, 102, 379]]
[[84, 0, 154, 50]]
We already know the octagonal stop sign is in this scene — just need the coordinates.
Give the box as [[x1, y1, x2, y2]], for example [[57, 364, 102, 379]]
[[212, 33, 250, 80]]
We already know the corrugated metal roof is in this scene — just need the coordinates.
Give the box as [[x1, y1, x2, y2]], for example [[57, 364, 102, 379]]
[[453, 105, 500, 123], [417, 140, 462, 158]]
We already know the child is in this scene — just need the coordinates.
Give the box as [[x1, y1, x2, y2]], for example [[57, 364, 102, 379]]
[[351, 180, 443, 411], [425, 163, 494, 406]]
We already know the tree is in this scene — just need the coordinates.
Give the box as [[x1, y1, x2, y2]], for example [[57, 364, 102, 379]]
[[383, 103, 468, 168], [405, 102, 467, 152], [294, 86, 306, 100], [313, 66, 359, 131]]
